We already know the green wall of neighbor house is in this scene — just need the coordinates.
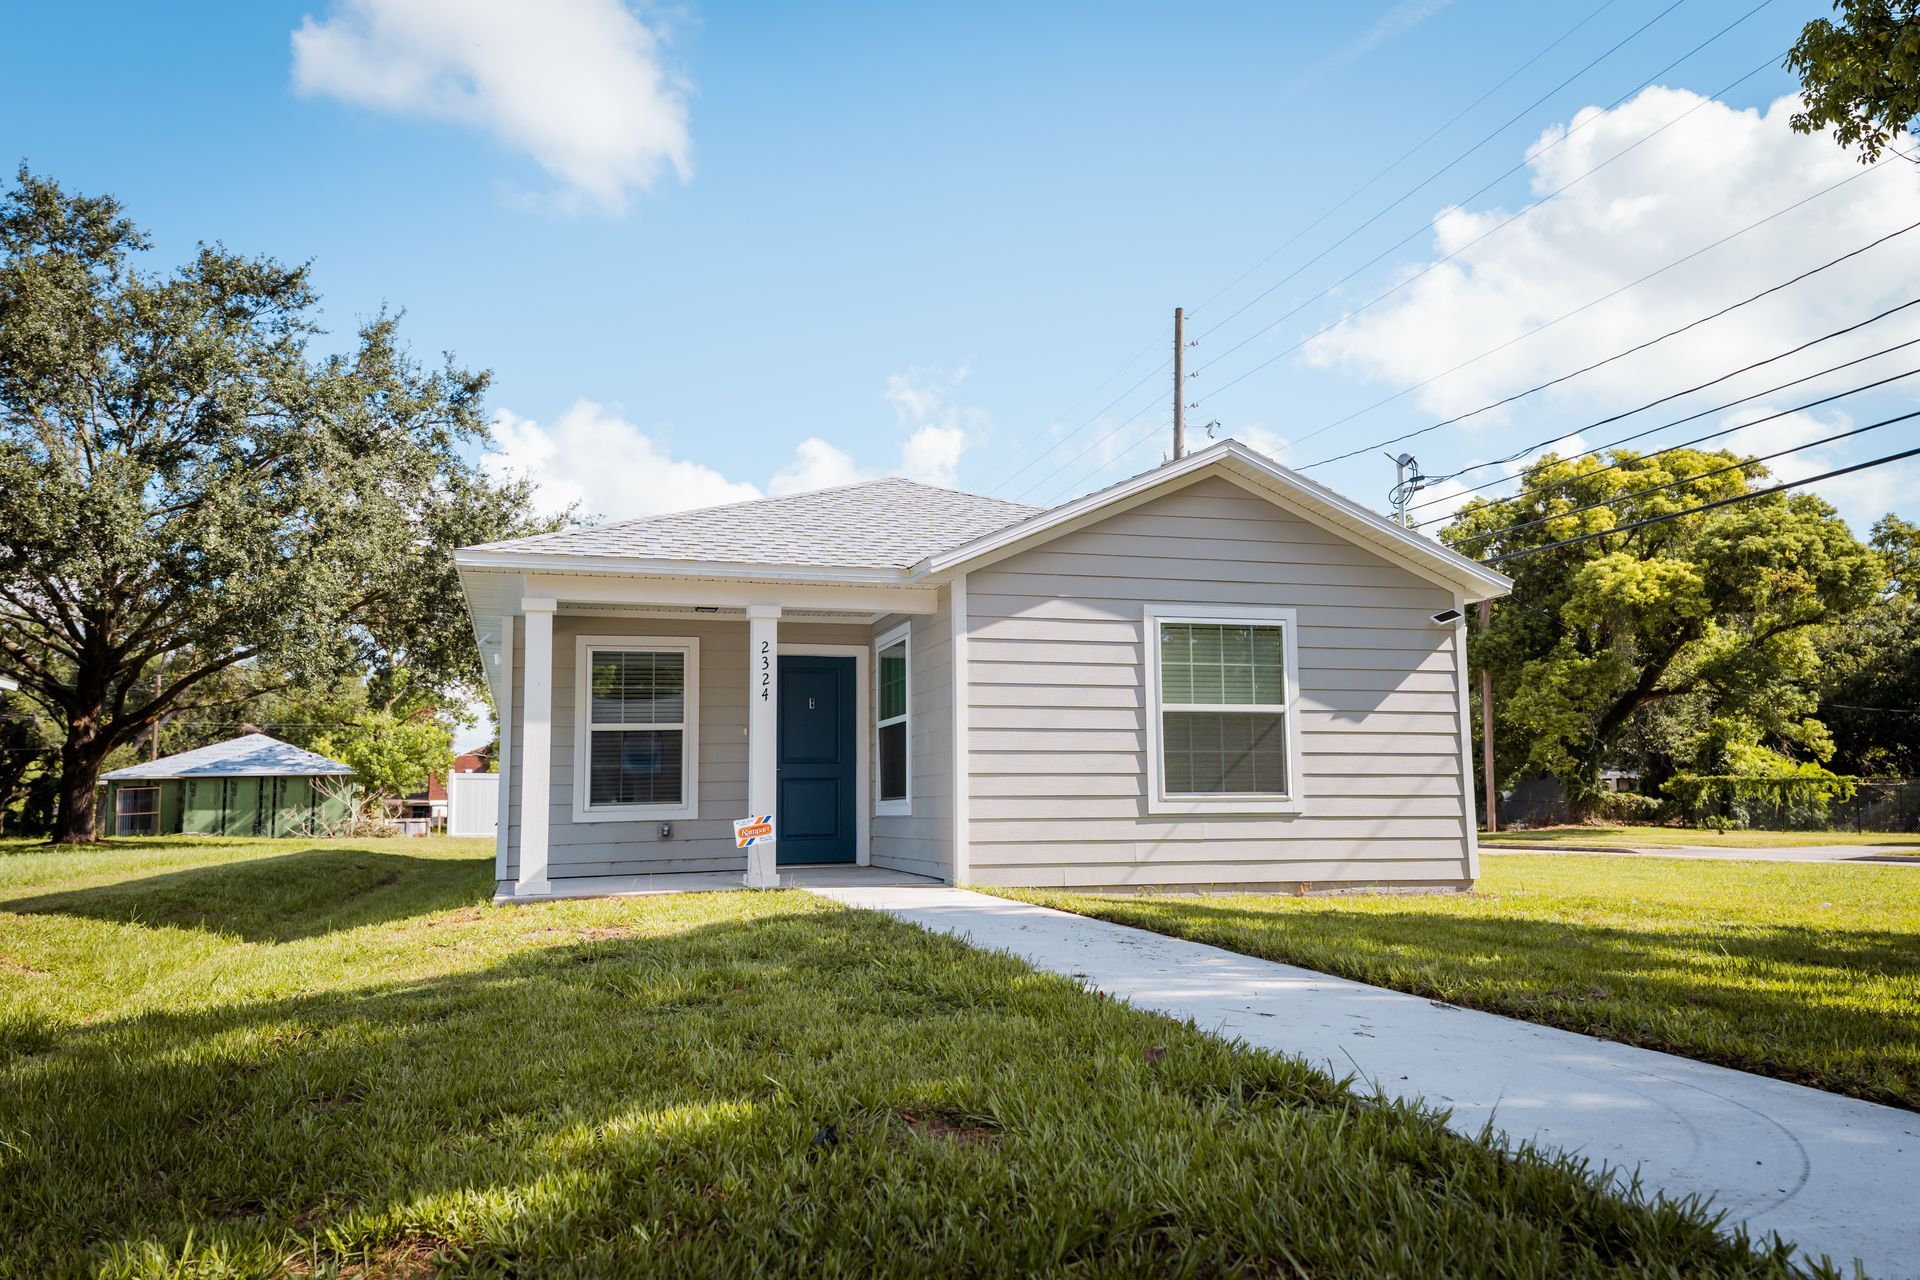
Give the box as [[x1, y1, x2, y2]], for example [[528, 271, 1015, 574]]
[[105, 775, 358, 838]]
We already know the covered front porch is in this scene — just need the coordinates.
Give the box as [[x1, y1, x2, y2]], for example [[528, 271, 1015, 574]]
[[468, 566, 951, 902]]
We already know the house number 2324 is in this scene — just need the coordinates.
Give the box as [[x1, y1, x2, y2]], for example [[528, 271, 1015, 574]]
[[760, 640, 770, 701]]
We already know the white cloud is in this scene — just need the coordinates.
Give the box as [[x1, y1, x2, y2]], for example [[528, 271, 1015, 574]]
[[900, 424, 967, 486], [485, 401, 759, 521], [292, 0, 690, 212], [488, 370, 994, 521], [1305, 88, 1920, 427], [769, 438, 864, 497], [1233, 425, 1293, 464]]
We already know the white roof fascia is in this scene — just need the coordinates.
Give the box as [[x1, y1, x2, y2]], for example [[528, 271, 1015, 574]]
[[918, 440, 1512, 602], [0, 675, 16, 691], [453, 547, 915, 586]]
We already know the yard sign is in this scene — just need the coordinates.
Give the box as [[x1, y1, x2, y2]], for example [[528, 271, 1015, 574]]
[[735, 814, 774, 848]]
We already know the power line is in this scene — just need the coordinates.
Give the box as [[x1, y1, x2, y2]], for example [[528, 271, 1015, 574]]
[[989, 361, 1173, 498], [973, 327, 1170, 491], [1193, 0, 1659, 335], [1190, 26, 1780, 399], [985, 0, 1691, 498], [1479, 440, 1920, 564], [1279, 140, 1892, 462], [1299, 215, 1920, 471], [1198, 0, 1712, 351], [1411, 352, 1920, 528], [1407, 322, 1920, 512], [1474, 410, 1920, 540]]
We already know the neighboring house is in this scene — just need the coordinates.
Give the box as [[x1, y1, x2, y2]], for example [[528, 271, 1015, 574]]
[[0, 676, 16, 691], [455, 440, 1512, 901], [101, 733, 357, 838]]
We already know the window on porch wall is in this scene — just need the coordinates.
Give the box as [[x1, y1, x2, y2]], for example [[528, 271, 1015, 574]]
[[587, 648, 687, 809]]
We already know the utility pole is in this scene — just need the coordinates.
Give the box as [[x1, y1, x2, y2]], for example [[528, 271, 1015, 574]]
[[1172, 307, 1186, 460], [1387, 452, 1423, 526], [1478, 599, 1496, 832]]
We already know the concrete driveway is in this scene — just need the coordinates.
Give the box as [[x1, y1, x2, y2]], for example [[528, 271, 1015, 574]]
[[812, 884, 1919, 1279]]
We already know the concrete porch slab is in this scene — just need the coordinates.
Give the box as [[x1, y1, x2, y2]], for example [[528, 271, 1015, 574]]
[[494, 864, 941, 903]]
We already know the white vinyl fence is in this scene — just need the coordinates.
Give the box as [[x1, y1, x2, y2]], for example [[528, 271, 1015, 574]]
[[446, 770, 499, 838]]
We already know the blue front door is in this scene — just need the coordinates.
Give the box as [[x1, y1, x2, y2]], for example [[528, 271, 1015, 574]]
[[776, 655, 857, 865]]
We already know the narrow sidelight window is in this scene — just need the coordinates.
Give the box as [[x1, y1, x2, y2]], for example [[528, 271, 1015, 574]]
[[876, 624, 910, 813]]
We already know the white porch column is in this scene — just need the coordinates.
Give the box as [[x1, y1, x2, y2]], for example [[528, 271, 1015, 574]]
[[517, 597, 555, 898], [745, 604, 781, 888]]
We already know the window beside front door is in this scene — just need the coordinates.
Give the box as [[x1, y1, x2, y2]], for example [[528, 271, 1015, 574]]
[[573, 636, 700, 822], [875, 623, 909, 815], [116, 786, 160, 836], [1145, 606, 1304, 815]]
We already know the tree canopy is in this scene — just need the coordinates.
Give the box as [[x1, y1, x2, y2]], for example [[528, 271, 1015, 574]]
[[1443, 445, 1883, 816], [1789, 0, 1920, 161], [0, 168, 548, 840]]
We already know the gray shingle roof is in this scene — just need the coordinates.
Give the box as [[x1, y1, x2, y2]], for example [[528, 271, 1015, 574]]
[[103, 733, 354, 782], [469, 477, 1043, 571]]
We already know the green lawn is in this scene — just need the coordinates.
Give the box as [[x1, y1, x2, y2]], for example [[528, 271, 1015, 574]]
[[1480, 826, 1920, 849], [0, 837, 1813, 1278], [1003, 854, 1920, 1114]]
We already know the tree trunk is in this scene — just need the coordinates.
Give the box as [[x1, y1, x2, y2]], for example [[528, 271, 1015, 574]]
[[53, 709, 112, 844]]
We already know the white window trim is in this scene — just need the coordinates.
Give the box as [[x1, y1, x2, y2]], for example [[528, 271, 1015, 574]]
[[874, 621, 911, 816], [572, 634, 701, 823], [1143, 604, 1305, 816]]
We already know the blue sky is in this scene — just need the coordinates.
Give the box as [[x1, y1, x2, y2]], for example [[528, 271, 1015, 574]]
[[7, 0, 1917, 535]]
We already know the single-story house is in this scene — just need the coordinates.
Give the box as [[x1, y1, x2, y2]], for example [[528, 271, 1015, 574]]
[[455, 440, 1511, 901], [101, 733, 357, 837]]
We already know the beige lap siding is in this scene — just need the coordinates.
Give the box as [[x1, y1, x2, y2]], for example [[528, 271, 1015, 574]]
[[963, 475, 1472, 889], [502, 616, 871, 884], [868, 588, 954, 880]]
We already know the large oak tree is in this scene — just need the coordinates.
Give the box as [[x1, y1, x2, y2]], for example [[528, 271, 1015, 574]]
[[0, 169, 545, 841], [1444, 447, 1883, 810]]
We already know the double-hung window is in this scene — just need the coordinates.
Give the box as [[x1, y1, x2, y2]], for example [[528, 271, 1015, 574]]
[[574, 636, 699, 822], [1146, 606, 1302, 814], [875, 623, 910, 814]]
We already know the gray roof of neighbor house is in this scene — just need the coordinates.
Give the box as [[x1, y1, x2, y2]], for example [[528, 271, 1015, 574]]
[[102, 733, 354, 782], [467, 477, 1043, 571]]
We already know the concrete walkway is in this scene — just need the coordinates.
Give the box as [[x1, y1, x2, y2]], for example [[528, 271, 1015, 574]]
[[1485, 842, 1919, 865], [812, 884, 1919, 1279]]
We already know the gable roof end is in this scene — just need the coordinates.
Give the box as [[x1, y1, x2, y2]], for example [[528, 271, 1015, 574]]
[[921, 439, 1513, 602]]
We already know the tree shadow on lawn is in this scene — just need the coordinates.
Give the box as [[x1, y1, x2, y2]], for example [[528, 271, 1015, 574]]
[[3, 848, 492, 943], [1063, 897, 1920, 1106], [0, 903, 1792, 1279]]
